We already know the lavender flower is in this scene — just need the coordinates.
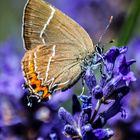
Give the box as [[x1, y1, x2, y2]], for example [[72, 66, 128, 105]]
[[102, 47, 136, 101], [58, 95, 114, 140], [104, 46, 127, 74], [108, 37, 140, 139], [58, 46, 136, 140]]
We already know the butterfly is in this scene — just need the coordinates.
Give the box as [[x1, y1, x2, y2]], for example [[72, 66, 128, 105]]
[[21, 0, 108, 102]]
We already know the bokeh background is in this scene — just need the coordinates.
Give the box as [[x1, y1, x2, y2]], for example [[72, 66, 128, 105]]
[[0, 0, 140, 139]]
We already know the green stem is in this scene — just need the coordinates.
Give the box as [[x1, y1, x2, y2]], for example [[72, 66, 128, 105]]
[[117, 0, 140, 46], [90, 99, 102, 123]]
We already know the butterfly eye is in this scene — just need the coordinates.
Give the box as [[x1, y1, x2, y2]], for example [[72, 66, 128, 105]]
[[95, 44, 104, 55]]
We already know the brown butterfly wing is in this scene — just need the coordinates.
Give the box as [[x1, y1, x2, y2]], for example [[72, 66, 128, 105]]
[[22, 44, 82, 91], [22, 0, 95, 93], [22, 0, 94, 53]]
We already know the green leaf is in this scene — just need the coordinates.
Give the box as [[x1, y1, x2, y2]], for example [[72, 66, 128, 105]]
[[117, 0, 140, 46]]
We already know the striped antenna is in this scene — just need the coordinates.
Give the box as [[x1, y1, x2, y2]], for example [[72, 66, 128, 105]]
[[98, 16, 113, 43]]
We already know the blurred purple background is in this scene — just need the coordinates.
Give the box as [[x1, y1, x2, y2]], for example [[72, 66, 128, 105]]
[[0, 0, 140, 139]]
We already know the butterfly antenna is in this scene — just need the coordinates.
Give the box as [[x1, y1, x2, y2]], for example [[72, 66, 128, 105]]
[[98, 16, 113, 43]]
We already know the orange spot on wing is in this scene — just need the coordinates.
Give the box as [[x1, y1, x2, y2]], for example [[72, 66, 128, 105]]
[[27, 62, 51, 99]]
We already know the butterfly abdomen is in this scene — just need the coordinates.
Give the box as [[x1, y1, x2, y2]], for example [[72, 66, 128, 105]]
[[22, 47, 50, 99]]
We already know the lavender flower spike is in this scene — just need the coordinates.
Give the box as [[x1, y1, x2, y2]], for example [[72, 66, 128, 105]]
[[58, 45, 136, 140], [104, 46, 127, 74], [93, 128, 114, 140], [58, 107, 76, 126]]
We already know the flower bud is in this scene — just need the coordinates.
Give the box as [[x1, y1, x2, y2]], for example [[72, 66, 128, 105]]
[[92, 85, 103, 99]]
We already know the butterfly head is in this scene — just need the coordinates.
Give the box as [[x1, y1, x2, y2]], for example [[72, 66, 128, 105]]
[[95, 43, 104, 56]]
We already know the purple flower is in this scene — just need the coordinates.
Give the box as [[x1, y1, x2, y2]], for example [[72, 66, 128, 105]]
[[82, 46, 135, 103], [99, 46, 136, 101], [93, 128, 114, 140], [104, 46, 127, 74], [58, 95, 114, 140], [58, 106, 81, 139], [84, 67, 97, 91], [58, 45, 136, 140], [58, 107, 76, 126], [79, 95, 92, 109], [114, 54, 136, 85], [104, 47, 121, 63], [92, 85, 103, 99]]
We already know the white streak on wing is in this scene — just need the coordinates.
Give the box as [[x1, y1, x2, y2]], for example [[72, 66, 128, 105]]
[[52, 44, 56, 57], [46, 77, 55, 90], [34, 48, 44, 82], [28, 54, 32, 85], [40, 5, 55, 44], [53, 80, 70, 92], [27, 53, 35, 92], [55, 80, 70, 87], [22, 0, 30, 50], [34, 51, 37, 72], [45, 45, 56, 83]]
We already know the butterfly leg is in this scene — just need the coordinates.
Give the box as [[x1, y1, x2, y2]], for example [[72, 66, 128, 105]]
[[22, 82, 29, 90], [27, 94, 41, 107], [78, 76, 85, 98]]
